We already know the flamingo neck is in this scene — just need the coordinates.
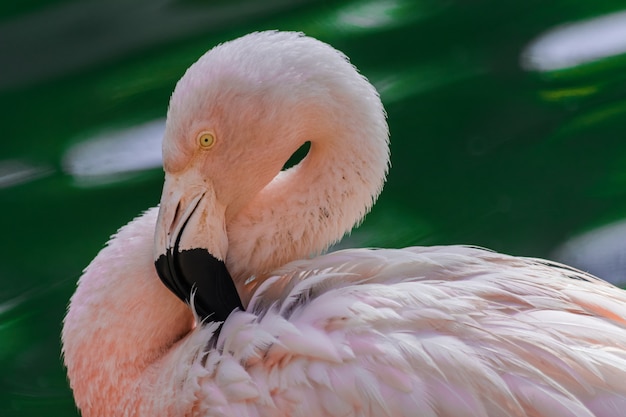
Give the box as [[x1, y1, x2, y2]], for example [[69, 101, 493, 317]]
[[227, 101, 389, 304], [62, 208, 196, 416]]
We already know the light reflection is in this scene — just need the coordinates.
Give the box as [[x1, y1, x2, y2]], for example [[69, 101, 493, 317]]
[[0, 159, 53, 189], [553, 220, 626, 287], [522, 10, 626, 71], [336, 0, 402, 30], [538, 85, 597, 102], [62, 119, 164, 186], [373, 61, 483, 104], [315, 0, 443, 34]]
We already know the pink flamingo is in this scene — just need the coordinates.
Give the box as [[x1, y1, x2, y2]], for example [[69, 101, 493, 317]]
[[62, 31, 626, 416]]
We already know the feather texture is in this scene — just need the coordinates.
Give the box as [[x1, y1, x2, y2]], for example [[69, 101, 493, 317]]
[[148, 245, 626, 417]]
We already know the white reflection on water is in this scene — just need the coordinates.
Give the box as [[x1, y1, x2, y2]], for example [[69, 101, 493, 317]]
[[0, 159, 53, 188], [63, 119, 164, 186], [316, 0, 440, 34], [553, 220, 626, 287], [522, 10, 626, 71], [335, 0, 401, 30]]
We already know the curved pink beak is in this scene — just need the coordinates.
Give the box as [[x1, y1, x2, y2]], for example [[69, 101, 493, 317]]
[[153, 173, 243, 322]]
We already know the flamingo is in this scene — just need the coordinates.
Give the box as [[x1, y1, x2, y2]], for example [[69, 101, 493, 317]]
[[62, 31, 626, 417]]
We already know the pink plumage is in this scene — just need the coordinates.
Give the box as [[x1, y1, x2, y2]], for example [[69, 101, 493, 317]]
[[62, 31, 626, 417]]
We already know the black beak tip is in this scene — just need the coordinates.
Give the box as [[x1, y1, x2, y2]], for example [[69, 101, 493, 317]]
[[155, 248, 244, 322]]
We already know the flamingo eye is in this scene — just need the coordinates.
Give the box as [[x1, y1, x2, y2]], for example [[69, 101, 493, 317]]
[[198, 131, 216, 149]]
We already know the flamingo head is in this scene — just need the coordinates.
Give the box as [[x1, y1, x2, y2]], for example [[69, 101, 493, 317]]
[[153, 31, 388, 322]]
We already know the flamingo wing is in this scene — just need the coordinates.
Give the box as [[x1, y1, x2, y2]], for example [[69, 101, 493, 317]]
[[175, 246, 626, 417]]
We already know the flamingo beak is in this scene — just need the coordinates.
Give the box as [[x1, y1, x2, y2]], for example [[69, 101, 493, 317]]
[[153, 174, 243, 322]]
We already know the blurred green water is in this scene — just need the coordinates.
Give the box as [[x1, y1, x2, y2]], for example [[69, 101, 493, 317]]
[[1, 0, 626, 415]]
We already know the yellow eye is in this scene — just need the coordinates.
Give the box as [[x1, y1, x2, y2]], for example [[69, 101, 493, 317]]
[[198, 131, 216, 149]]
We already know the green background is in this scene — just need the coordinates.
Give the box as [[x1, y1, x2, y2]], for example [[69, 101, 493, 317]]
[[2, 1, 626, 415]]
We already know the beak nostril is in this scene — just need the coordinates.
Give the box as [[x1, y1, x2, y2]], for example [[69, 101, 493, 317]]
[[169, 202, 182, 237], [174, 201, 181, 220], [165, 193, 205, 248]]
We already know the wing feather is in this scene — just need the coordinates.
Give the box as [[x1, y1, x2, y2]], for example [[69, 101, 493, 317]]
[[187, 246, 626, 416]]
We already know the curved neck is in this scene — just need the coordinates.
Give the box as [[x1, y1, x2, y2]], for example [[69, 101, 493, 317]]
[[227, 99, 389, 303], [62, 208, 195, 416]]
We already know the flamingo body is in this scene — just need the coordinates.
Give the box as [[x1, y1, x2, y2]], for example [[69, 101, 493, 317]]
[[192, 247, 626, 417], [62, 31, 626, 417]]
